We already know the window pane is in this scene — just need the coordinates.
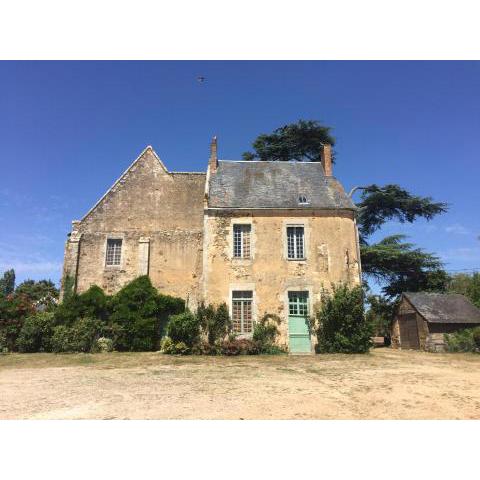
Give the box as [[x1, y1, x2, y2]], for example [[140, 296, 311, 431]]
[[232, 290, 253, 333], [106, 239, 122, 266], [232, 290, 253, 299], [288, 291, 309, 316], [233, 224, 251, 258], [233, 225, 242, 257], [287, 226, 304, 259], [287, 227, 295, 258], [296, 227, 304, 258], [243, 300, 252, 333]]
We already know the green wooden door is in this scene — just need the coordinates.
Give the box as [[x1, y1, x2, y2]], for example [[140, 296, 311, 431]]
[[288, 292, 311, 353]]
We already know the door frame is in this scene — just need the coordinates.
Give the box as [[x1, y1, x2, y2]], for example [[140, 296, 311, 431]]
[[286, 289, 312, 353]]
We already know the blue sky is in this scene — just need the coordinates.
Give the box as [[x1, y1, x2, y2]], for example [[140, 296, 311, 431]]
[[0, 61, 479, 287]]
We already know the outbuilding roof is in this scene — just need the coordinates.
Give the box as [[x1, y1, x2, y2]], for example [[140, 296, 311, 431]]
[[207, 160, 355, 210], [403, 292, 480, 324]]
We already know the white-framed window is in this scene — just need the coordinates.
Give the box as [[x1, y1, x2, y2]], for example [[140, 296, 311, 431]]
[[287, 226, 305, 259], [232, 290, 253, 334], [106, 239, 122, 266], [233, 224, 251, 258], [298, 195, 308, 205]]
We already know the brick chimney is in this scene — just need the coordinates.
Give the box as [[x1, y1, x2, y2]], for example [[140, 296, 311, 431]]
[[209, 136, 218, 174], [321, 143, 332, 176]]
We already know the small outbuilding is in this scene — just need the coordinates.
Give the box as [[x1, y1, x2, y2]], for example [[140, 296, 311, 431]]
[[391, 292, 480, 352]]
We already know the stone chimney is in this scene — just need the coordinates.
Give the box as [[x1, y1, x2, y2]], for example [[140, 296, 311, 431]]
[[321, 143, 332, 176], [209, 136, 218, 174]]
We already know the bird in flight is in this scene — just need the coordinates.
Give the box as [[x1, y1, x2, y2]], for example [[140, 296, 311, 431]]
[[197, 76, 205, 83]]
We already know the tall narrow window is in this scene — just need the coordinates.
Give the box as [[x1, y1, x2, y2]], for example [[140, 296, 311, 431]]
[[287, 226, 305, 259], [233, 224, 251, 258], [232, 290, 253, 334], [106, 239, 122, 266]]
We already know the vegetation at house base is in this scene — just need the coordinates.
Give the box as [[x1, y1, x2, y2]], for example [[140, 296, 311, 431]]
[[252, 313, 286, 354], [161, 307, 286, 356], [0, 272, 185, 354], [316, 285, 372, 354], [196, 302, 231, 345], [55, 284, 110, 326], [51, 317, 105, 353], [444, 326, 480, 353], [242, 120, 335, 162], [166, 311, 201, 349], [109, 276, 184, 352], [16, 312, 55, 353]]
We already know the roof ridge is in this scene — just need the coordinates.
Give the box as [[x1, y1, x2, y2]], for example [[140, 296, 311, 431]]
[[218, 159, 323, 164]]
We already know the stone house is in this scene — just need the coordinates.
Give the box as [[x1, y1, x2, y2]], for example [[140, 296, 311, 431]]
[[61, 138, 361, 353], [391, 292, 480, 351]]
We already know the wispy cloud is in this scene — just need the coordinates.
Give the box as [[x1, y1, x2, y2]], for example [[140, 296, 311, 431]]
[[0, 260, 62, 275], [445, 224, 470, 235], [0, 236, 62, 281], [440, 247, 480, 262]]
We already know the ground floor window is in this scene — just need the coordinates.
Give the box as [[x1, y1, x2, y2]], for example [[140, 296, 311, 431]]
[[232, 290, 253, 334]]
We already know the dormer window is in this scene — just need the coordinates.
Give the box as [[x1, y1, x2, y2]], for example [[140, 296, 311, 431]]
[[298, 195, 308, 205]]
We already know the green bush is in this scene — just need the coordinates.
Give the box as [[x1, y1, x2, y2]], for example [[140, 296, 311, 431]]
[[51, 325, 74, 353], [55, 285, 110, 326], [252, 313, 287, 354], [444, 328, 479, 353], [191, 340, 222, 355], [0, 292, 35, 351], [473, 327, 480, 349], [166, 311, 200, 348], [51, 317, 104, 353], [197, 302, 231, 345], [220, 338, 261, 355], [16, 312, 55, 352], [109, 276, 184, 351], [95, 337, 114, 353], [316, 285, 372, 354], [160, 337, 190, 355]]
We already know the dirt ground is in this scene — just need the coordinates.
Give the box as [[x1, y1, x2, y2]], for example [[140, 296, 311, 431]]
[[1, 349, 479, 419]]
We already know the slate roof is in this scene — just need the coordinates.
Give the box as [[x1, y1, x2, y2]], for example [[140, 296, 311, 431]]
[[403, 292, 480, 324], [207, 160, 355, 210]]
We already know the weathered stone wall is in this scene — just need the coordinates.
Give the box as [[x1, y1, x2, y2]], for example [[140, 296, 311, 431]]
[[61, 148, 205, 302], [202, 209, 361, 346], [425, 323, 477, 352]]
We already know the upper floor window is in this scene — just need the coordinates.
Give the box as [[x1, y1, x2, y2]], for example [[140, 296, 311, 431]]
[[106, 239, 122, 266], [287, 226, 305, 259], [232, 290, 253, 334], [298, 195, 308, 205], [233, 224, 251, 258]]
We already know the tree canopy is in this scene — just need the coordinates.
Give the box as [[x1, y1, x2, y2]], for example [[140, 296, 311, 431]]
[[361, 235, 448, 298], [15, 279, 59, 303], [356, 184, 447, 239], [447, 272, 480, 308], [242, 120, 335, 162], [0, 269, 15, 296]]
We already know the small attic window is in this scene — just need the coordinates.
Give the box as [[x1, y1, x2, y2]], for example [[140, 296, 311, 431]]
[[298, 195, 308, 205]]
